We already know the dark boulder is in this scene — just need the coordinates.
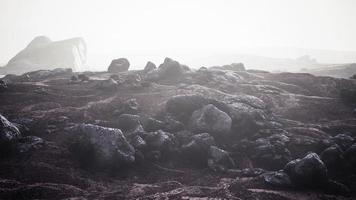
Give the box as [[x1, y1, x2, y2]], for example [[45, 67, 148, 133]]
[[114, 98, 140, 115], [69, 124, 135, 168], [142, 130, 178, 158], [284, 153, 328, 188], [320, 145, 344, 174], [343, 143, 356, 173], [190, 104, 232, 136], [208, 146, 235, 171], [116, 114, 141, 132], [262, 171, 292, 188], [181, 133, 215, 166], [108, 58, 130, 73]]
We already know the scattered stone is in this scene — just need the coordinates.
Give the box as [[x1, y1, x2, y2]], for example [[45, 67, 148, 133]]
[[329, 134, 354, 151], [241, 168, 267, 177], [284, 153, 328, 187], [108, 58, 130, 73], [320, 145, 344, 174], [143, 130, 178, 156], [181, 133, 215, 166]]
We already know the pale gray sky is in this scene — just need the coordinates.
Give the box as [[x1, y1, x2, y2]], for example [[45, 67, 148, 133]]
[[0, 0, 355, 68]]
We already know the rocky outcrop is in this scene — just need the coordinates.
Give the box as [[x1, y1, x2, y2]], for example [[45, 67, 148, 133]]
[[0, 36, 86, 75], [108, 58, 130, 73]]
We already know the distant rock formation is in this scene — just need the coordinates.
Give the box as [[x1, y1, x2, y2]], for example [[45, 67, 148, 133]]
[[107, 58, 130, 73], [0, 36, 87, 75]]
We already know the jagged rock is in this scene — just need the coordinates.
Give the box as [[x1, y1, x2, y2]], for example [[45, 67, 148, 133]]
[[284, 153, 328, 187], [181, 133, 215, 166], [144, 61, 156, 72], [190, 104, 232, 136], [108, 58, 130, 73], [0, 114, 21, 142], [116, 114, 141, 131], [325, 180, 351, 196], [262, 171, 292, 188], [208, 146, 235, 171], [0, 36, 86, 74], [69, 124, 135, 167]]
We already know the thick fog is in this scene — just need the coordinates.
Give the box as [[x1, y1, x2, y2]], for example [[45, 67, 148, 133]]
[[0, 0, 355, 70]]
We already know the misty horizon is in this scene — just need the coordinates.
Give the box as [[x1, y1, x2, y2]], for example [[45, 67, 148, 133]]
[[1, 0, 356, 71]]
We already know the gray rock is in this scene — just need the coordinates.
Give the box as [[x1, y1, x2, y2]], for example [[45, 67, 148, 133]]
[[143, 130, 177, 154], [262, 171, 292, 188], [208, 146, 235, 171], [0, 114, 21, 142], [320, 145, 344, 173], [144, 61, 156, 72], [71, 124, 135, 164], [181, 133, 215, 166], [190, 104, 232, 135], [284, 153, 328, 187], [108, 58, 130, 73]]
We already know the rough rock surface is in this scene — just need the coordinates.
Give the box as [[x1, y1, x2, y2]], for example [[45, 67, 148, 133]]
[[0, 58, 356, 199]]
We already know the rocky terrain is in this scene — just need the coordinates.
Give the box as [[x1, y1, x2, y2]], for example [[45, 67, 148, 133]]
[[1, 57, 356, 199]]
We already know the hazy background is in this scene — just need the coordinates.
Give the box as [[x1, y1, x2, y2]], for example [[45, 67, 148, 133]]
[[0, 0, 355, 70]]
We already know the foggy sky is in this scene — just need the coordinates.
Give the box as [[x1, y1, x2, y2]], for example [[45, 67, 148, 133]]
[[0, 0, 355, 69]]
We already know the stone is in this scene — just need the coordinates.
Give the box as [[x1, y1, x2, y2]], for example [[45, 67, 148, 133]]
[[320, 145, 344, 174], [108, 58, 130, 73], [284, 153, 328, 187], [262, 171, 292, 188], [181, 133, 216, 166], [69, 124, 135, 166], [116, 114, 141, 132], [190, 104, 232, 136], [142, 130, 178, 155], [0, 114, 21, 142], [144, 61, 156, 72], [145, 57, 190, 81], [208, 146, 235, 171]]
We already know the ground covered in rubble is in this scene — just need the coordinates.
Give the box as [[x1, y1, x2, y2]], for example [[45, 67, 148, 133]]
[[1, 58, 356, 199]]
